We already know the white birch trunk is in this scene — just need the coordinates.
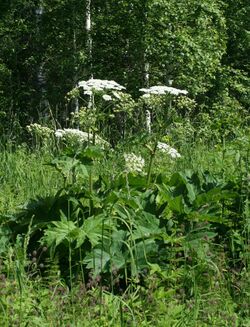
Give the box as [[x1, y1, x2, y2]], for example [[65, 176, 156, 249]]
[[144, 60, 151, 133], [73, 24, 80, 128], [143, 3, 151, 133], [35, 6, 49, 111], [85, 0, 93, 114], [86, 0, 93, 78]]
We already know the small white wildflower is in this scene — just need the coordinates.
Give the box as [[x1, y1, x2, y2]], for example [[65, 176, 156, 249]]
[[140, 85, 188, 96], [102, 94, 112, 101], [124, 153, 145, 174], [157, 142, 181, 158]]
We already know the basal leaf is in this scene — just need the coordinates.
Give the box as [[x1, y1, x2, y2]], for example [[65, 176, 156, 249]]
[[186, 182, 197, 203], [84, 248, 110, 274]]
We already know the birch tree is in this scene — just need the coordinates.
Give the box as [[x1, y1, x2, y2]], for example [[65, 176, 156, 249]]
[[85, 0, 92, 78]]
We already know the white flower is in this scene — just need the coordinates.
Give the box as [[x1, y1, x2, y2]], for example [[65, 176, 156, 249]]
[[27, 123, 53, 137], [124, 153, 145, 174], [63, 129, 89, 141], [78, 79, 126, 92], [139, 85, 188, 96], [102, 94, 112, 101], [112, 91, 121, 99], [157, 142, 181, 158], [55, 128, 88, 142], [142, 93, 151, 98], [139, 88, 150, 93], [55, 129, 64, 138], [55, 128, 109, 148], [84, 90, 93, 96]]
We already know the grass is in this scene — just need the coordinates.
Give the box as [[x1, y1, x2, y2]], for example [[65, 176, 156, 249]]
[[0, 252, 249, 326], [0, 133, 249, 326], [0, 144, 63, 216]]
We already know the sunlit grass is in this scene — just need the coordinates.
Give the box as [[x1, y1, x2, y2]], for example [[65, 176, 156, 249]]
[[0, 144, 63, 216], [0, 132, 249, 326]]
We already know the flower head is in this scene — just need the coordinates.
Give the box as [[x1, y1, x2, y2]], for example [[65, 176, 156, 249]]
[[124, 153, 145, 174], [55, 129, 64, 138], [55, 128, 109, 148], [27, 123, 53, 138], [102, 94, 112, 101], [140, 85, 188, 96], [112, 91, 121, 99], [157, 142, 181, 158], [142, 93, 151, 99], [78, 79, 126, 93]]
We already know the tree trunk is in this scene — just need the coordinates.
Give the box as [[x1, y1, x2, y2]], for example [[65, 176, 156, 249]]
[[86, 0, 93, 78], [143, 2, 151, 133], [36, 5, 49, 115]]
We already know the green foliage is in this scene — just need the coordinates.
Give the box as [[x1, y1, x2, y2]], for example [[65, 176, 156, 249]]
[[224, 0, 250, 72], [146, 0, 227, 94], [0, 0, 248, 136], [2, 145, 245, 284], [0, 1, 249, 324], [0, 129, 249, 325], [0, 145, 62, 216]]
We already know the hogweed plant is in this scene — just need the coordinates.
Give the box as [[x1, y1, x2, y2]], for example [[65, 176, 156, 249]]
[[157, 142, 181, 159], [146, 139, 182, 186], [54, 128, 110, 149], [139, 85, 188, 134], [26, 123, 54, 149], [77, 78, 126, 93], [2, 79, 250, 326], [68, 78, 130, 145], [124, 153, 145, 175], [139, 85, 188, 96]]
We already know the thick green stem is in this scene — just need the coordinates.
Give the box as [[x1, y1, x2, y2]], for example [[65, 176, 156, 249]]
[[146, 142, 158, 186], [89, 168, 94, 216]]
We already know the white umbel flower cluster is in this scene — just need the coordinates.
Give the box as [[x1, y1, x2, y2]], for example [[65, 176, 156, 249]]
[[27, 123, 53, 138], [124, 153, 145, 174], [55, 128, 109, 147], [55, 128, 88, 141], [102, 94, 112, 101], [157, 142, 181, 158], [78, 79, 126, 95], [140, 85, 188, 96]]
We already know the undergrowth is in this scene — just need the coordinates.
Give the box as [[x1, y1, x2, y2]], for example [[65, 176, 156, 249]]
[[0, 132, 249, 326]]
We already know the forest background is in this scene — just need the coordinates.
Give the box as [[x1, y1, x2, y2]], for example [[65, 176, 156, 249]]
[[0, 0, 249, 136], [0, 1, 249, 326]]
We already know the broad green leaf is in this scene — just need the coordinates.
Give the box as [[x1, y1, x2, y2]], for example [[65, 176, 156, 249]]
[[84, 248, 110, 274], [186, 182, 197, 203], [43, 213, 77, 247], [168, 195, 185, 213]]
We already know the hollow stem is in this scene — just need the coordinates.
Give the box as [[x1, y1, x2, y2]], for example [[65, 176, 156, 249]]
[[146, 142, 158, 186]]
